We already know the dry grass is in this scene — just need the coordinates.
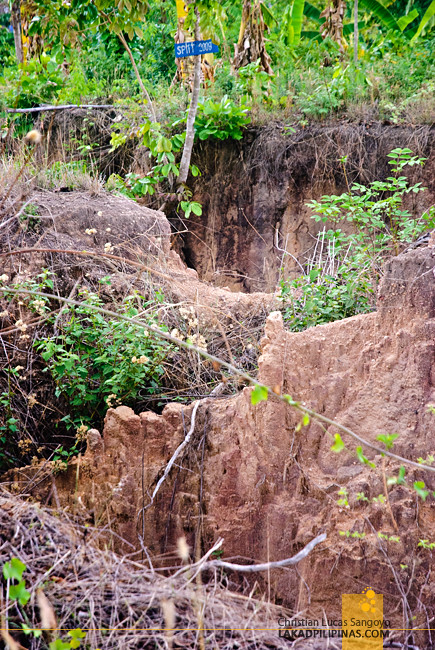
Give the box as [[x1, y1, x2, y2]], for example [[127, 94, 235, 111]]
[[0, 491, 293, 649]]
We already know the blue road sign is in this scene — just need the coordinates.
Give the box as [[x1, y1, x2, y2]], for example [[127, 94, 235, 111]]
[[175, 39, 219, 58]]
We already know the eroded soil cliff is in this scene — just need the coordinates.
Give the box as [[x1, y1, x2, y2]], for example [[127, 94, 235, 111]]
[[6, 242, 435, 645], [168, 123, 435, 292]]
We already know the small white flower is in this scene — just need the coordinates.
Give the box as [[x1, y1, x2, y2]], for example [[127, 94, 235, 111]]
[[106, 393, 118, 407], [189, 333, 207, 350], [0, 310, 9, 318], [15, 319, 27, 332], [85, 228, 97, 235], [0, 274, 9, 282], [97, 211, 103, 217], [171, 327, 184, 341], [106, 227, 111, 232], [177, 537, 190, 562], [104, 242, 114, 254]]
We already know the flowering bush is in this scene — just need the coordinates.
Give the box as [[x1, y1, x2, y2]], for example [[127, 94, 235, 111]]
[[34, 287, 174, 431]]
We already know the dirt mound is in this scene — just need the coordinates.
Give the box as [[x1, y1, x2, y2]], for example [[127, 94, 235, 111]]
[[0, 189, 276, 462], [5, 244, 435, 647]]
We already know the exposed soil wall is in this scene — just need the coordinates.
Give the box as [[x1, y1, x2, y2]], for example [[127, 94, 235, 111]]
[[173, 123, 435, 292], [6, 243, 435, 643]]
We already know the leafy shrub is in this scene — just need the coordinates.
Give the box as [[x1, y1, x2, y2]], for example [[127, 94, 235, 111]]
[[236, 59, 273, 103], [308, 148, 433, 258], [0, 54, 66, 107], [280, 148, 435, 331], [34, 287, 174, 430], [280, 265, 374, 331], [193, 95, 251, 141], [37, 160, 91, 190], [0, 17, 14, 69]]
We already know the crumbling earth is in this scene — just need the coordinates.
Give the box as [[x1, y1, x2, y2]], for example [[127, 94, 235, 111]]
[[5, 226, 435, 647]]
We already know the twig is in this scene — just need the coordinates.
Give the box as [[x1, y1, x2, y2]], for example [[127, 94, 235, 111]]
[[117, 34, 156, 123], [145, 400, 201, 510], [53, 277, 81, 336], [4, 104, 119, 114], [382, 457, 399, 533], [209, 532, 326, 572], [0, 199, 35, 230], [180, 533, 326, 577]]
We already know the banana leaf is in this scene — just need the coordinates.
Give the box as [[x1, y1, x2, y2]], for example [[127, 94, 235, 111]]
[[304, 1, 322, 22], [291, 0, 306, 44], [411, 0, 435, 41], [397, 8, 418, 31], [358, 0, 400, 31], [260, 2, 277, 28]]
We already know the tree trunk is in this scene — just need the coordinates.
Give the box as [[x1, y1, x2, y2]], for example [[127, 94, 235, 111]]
[[178, 8, 201, 186], [118, 32, 156, 122], [11, 0, 23, 64], [354, 0, 358, 64], [233, 0, 273, 74], [320, 0, 346, 54]]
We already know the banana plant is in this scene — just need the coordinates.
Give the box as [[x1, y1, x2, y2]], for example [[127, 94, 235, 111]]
[[410, 0, 435, 41], [358, 0, 434, 40], [281, 0, 433, 47], [280, 0, 308, 45]]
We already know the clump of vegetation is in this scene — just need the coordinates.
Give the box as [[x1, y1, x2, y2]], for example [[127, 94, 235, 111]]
[[279, 148, 435, 330], [34, 286, 174, 432]]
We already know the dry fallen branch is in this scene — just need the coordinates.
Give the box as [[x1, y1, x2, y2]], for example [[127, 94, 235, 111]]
[[144, 400, 201, 511], [207, 533, 327, 573], [4, 104, 120, 113]]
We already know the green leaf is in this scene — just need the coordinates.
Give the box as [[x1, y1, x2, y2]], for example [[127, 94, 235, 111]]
[[260, 1, 276, 27], [156, 136, 172, 153], [411, 0, 435, 41], [303, 1, 321, 22], [376, 432, 399, 450], [251, 385, 268, 405], [49, 640, 71, 650], [359, 0, 399, 31], [414, 481, 429, 501], [331, 433, 344, 453], [9, 580, 31, 606], [191, 202, 202, 216], [396, 8, 418, 31], [387, 465, 406, 486], [356, 446, 376, 468], [3, 557, 26, 581], [290, 0, 306, 45], [68, 628, 86, 648], [22, 622, 42, 637], [68, 629, 86, 640]]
